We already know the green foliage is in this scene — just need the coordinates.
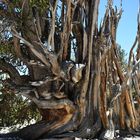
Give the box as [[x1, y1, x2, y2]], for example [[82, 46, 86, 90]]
[[29, 0, 49, 11], [0, 0, 50, 129], [0, 42, 15, 56], [117, 44, 127, 70], [0, 73, 40, 127], [0, 92, 41, 127]]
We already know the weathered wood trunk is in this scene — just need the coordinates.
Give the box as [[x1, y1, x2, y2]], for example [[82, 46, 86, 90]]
[[0, 0, 140, 139]]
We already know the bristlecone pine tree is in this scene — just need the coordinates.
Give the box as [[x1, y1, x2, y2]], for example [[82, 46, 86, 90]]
[[0, 0, 140, 139]]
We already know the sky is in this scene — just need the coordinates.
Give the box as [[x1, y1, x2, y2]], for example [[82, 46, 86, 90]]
[[98, 0, 139, 55]]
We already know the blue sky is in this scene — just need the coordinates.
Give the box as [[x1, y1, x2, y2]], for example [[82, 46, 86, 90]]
[[98, 0, 139, 55]]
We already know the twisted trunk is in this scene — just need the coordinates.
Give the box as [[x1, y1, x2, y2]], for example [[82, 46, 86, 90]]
[[1, 0, 140, 139]]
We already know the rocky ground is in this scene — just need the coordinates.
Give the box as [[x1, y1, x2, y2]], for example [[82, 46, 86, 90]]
[[0, 126, 140, 140]]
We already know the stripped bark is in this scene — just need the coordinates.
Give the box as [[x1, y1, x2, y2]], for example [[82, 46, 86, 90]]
[[0, 0, 140, 139]]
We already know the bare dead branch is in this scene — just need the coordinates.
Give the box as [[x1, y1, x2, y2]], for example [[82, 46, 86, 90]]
[[47, 0, 58, 51], [11, 27, 51, 67]]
